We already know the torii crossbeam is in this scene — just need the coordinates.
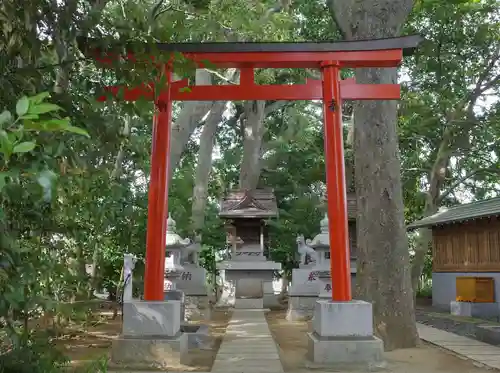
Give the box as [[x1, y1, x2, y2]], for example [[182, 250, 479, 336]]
[[79, 35, 422, 302]]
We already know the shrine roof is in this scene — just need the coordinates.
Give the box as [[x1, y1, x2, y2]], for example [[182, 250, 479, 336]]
[[78, 35, 422, 56], [219, 189, 278, 219], [407, 197, 500, 230]]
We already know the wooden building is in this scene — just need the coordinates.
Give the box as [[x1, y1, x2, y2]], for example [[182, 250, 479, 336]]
[[407, 197, 500, 309]]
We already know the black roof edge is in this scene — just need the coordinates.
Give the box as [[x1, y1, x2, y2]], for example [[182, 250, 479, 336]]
[[407, 211, 500, 230], [77, 34, 423, 58]]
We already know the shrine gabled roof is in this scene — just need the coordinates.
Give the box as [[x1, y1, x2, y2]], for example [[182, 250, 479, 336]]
[[78, 35, 422, 56], [219, 189, 278, 219], [407, 197, 500, 230]]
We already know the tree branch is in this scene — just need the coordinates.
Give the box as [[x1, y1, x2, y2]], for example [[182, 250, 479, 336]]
[[438, 167, 500, 204]]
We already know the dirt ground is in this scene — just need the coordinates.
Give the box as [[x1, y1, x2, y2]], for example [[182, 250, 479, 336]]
[[56, 309, 232, 372], [265, 310, 494, 373]]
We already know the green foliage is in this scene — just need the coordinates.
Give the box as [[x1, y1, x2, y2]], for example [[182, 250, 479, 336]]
[[0, 334, 69, 373]]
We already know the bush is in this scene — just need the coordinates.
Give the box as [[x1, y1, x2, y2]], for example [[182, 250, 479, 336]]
[[0, 334, 68, 373]]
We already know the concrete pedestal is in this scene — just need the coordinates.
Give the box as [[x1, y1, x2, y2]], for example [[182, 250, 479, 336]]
[[307, 300, 383, 366], [111, 300, 188, 369], [450, 301, 499, 318]]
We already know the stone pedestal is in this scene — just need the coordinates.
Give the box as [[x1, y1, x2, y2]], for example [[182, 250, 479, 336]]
[[450, 300, 499, 318], [216, 260, 281, 309], [307, 300, 383, 366], [111, 301, 187, 369]]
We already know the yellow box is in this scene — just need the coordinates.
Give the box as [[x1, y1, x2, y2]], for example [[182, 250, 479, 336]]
[[456, 277, 495, 303]]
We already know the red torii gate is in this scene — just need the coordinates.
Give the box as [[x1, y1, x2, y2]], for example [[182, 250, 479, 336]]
[[80, 35, 422, 302]]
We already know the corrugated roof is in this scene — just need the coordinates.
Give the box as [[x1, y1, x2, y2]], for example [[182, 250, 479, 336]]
[[407, 197, 500, 230]]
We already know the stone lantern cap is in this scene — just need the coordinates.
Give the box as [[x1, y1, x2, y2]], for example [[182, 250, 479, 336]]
[[306, 213, 330, 249], [165, 213, 191, 249]]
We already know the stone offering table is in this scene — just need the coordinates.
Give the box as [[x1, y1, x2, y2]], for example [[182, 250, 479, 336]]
[[216, 189, 281, 309]]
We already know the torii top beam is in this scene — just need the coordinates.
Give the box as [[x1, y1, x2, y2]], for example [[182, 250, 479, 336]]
[[78, 35, 422, 102]]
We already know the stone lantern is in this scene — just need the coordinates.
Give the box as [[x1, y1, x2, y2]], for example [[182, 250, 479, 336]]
[[164, 214, 191, 292]]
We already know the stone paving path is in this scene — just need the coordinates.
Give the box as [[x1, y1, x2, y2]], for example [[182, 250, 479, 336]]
[[418, 322, 500, 370], [211, 309, 284, 373]]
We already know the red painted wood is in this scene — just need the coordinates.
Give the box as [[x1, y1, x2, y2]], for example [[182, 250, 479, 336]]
[[93, 49, 402, 69], [144, 72, 173, 301], [321, 62, 352, 302], [99, 78, 400, 102]]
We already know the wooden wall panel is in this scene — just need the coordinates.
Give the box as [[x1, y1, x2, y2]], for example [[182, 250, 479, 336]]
[[433, 217, 500, 272]]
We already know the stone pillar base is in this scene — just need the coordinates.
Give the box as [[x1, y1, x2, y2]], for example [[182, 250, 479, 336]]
[[307, 300, 383, 365], [111, 335, 187, 370], [286, 296, 316, 321], [111, 300, 187, 369]]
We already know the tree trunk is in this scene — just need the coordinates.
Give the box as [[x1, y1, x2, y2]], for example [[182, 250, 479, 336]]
[[190, 101, 227, 233], [168, 70, 221, 182], [328, 0, 419, 350], [239, 101, 266, 190]]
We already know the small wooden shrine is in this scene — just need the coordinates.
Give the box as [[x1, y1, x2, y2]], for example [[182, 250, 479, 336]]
[[217, 189, 281, 309], [408, 197, 500, 314]]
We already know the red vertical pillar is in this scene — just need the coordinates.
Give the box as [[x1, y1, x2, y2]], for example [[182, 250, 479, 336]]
[[321, 61, 352, 302], [144, 69, 172, 301]]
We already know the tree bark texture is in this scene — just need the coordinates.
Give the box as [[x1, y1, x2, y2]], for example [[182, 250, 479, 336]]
[[239, 100, 266, 190], [190, 101, 227, 233], [328, 0, 419, 350]]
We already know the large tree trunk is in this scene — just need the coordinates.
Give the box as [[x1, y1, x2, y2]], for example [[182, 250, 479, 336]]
[[168, 70, 216, 181], [239, 101, 266, 190], [190, 101, 227, 233], [328, 0, 419, 350]]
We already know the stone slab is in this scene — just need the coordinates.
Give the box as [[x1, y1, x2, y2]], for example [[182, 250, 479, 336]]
[[122, 301, 181, 337], [307, 332, 383, 364], [313, 299, 373, 338], [418, 323, 500, 370], [234, 297, 264, 309], [217, 260, 282, 270], [180, 323, 213, 350], [110, 334, 186, 369], [475, 324, 500, 346]]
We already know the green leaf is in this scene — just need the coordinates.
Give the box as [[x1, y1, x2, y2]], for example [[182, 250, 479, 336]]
[[0, 172, 7, 193], [0, 111, 12, 127], [23, 120, 46, 131], [63, 126, 90, 138], [28, 103, 63, 115], [44, 118, 70, 131], [13, 141, 36, 153], [19, 114, 40, 120], [29, 92, 51, 104], [0, 130, 12, 157], [15, 96, 30, 116]]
